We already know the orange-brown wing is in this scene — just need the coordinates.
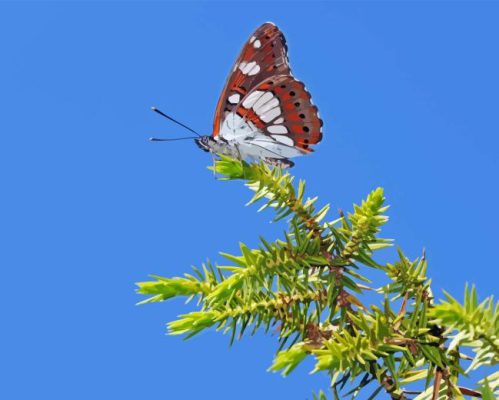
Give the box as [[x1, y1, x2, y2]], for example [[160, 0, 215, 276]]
[[212, 22, 290, 137], [233, 75, 323, 152]]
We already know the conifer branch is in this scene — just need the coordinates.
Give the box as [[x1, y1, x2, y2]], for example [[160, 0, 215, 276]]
[[138, 157, 498, 399]]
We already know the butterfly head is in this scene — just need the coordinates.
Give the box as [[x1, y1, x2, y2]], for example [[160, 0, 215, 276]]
[[194, 135, 216, 153]]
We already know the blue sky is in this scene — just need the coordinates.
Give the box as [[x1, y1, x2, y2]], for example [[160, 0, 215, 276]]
[[1, 2, 498, 399]]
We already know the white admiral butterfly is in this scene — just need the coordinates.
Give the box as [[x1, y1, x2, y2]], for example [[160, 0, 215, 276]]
[[152, 22, 323, 168]]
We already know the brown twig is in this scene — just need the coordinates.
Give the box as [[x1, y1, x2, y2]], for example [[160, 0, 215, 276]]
[[458, 386, 482, 398], [431, 368, 443, 400], [393, 291, 410, 332]]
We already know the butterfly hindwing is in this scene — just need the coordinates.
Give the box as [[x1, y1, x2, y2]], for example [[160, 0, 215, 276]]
[[233, 75, 323, 152]]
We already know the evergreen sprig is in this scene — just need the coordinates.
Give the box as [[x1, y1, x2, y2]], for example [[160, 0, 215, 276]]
[[138, 156, 498, 399], [429, 285, 499, 372]]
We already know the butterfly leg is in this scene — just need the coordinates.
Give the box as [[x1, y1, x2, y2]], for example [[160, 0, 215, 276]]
[[232, 143, 248, 179], [264, 158, 294, 169], [211, 152, 218, 180]]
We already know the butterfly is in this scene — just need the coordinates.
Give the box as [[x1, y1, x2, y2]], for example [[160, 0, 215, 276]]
[[152, 22, 323, 168]]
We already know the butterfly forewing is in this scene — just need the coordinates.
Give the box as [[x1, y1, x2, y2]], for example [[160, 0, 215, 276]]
[[212, 23, 290, 137]]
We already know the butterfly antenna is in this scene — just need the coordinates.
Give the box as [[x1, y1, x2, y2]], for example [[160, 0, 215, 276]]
[[151, 106, 202, 137], [149, 136, 198, 142]]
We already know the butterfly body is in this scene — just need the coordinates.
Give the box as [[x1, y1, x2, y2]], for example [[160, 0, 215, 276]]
[[196, 107, 306, 166]]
